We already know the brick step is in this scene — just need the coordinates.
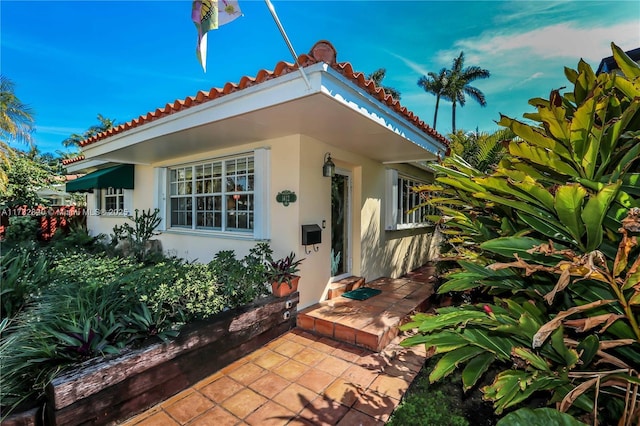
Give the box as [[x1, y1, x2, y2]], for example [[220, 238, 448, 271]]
[[297, 277, 434, 352], [326, 276, 365, 300]]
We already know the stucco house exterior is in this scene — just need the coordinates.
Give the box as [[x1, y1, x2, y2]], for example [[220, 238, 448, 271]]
[[64, 40, 448, 309]]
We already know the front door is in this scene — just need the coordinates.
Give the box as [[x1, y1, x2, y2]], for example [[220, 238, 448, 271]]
[[331, 170, 351, 279]]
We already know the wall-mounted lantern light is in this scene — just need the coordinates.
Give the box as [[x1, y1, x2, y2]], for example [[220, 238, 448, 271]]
[[322, 152, 335, 177]]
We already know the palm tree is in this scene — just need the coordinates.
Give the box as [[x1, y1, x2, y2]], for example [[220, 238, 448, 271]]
[[445, 52, 490, 133], [367, 68, 401, 101], [0, 76, 35, 192], [62, 113, 117, 147], [0, 75, 35, 146], [417, 68, 449, 130]]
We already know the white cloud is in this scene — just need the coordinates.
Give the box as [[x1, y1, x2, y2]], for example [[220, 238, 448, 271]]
[[387, 52, 432, 77], [35, 125, 84, 136], [440, 21, 639, 65]]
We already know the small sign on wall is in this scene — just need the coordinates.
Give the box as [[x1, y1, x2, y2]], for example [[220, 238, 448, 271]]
[[276, 190, 297, 206]]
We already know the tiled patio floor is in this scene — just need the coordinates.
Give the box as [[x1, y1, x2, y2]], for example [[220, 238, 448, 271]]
[[120, 329, 427, 426], [297, 277, 434, 351]]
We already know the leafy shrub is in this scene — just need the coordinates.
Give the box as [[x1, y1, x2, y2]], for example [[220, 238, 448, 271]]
[[0, 248, 49, 318], [49, 221, 103, 253], [147, 262, 225, 323], [48, 252, 141, 289], [387, 364, 469, 426], [210, 242, 273, 306], [4, 215, 37, 244], [402, 43, 640, 425]]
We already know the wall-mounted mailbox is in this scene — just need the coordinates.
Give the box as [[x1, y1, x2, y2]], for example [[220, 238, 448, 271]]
[[302, 224, 322, 253]]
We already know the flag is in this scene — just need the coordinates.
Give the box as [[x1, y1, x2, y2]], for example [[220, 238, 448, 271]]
[[192, 0, 242, 72]]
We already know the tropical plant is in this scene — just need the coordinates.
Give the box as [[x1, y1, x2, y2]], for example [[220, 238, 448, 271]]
[[0, 248, 49, 318], [0, 149, 54, 208], [402, 43, 640, 425], [444, 52, 490, 133], [418, 68, 450, 130], [112, 208, 162, 262], [448, 128, 513, 173], [0, 75, 34, 146], [367, 68, 401, 100], [62, 113, 117, 147], [266, 252, 304, 288]]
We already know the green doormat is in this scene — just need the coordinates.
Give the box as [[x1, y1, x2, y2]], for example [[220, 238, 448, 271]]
[[341, 287, 382, 300]]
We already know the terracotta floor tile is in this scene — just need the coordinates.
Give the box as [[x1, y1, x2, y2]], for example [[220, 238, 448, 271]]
[[323, 377, 361, 407], [193, 371, 224, 390], [221, 388, 268, 419], [187, 406, 239, 426], [228, 362, 268, 385], [253, 351, 288, 370], [244, 400, 296, 426], [294, 347, 327, 366], [272, 359, 310, 381], [369, 374, 410, 400], [356, 353, 388, 372], [309, 336, 341, 352], [288, 329, 319, 344], [314, 355, 351, 377], [160, 388, 195, 408], [295, 367, 336, 393], [164, 392, 214, 424], [272, 382, 317, 414], [134, 411, 180, 426], [331, 343, 367, 362], [340, 364, 379, 389], [297, 396, 349, 426], [220, 358, 249, 375], [272, 340, 306, 358], [249, 372, 290, 399], [199, 376, 244, 403], [336, 409, 384, 426], [352, 389, 398, 422]]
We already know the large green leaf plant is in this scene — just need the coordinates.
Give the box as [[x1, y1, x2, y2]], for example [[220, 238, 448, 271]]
[[402, 43, 640, 425]]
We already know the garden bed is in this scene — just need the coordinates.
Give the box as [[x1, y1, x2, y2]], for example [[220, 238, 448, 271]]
[[34, 292, 299, 426]]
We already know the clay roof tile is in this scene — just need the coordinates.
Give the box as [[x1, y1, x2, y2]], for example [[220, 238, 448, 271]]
[[64, 40, 448, 164]]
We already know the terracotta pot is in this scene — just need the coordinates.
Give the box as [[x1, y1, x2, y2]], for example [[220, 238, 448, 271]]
[[271, 275, 300, 297]]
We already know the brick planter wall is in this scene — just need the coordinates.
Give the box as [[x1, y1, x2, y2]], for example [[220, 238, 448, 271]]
[[43, 293, 299, 426]]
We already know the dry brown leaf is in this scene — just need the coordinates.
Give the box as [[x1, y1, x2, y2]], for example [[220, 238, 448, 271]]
[[599, 339, 636, 350], [614, 230, 636, 277], [621, 207, 640, 232], [532, 299, 616, 348], [544, 268, 572, 304], [559, 377, 599, 412], [563, 314, 625, 333]]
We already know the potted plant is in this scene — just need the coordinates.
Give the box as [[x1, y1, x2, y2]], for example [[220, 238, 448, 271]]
[[266, 252, 304, 297]]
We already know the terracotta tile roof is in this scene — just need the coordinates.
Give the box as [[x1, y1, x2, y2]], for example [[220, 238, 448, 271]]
[[62, 155, 85, 165], [66, 40, 448, 164]]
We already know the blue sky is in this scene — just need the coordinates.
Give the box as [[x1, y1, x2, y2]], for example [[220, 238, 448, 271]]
[[2, 0, 639, 154]]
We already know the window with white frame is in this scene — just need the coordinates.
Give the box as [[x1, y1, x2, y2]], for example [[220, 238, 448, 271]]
[[385, 169, 433, 230], [169, 155, 255, 232], [103, 187, 125, 211], [95, 188, 131, 216], [397, 175, 429, 225]]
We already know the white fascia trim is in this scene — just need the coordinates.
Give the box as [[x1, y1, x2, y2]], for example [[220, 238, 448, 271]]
[[82, 67, 325, 161], [65, 159, 108, 173], [319, 65, 447, 157]]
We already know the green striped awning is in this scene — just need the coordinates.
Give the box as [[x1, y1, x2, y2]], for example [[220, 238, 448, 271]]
[[66, 164, 134, 193]]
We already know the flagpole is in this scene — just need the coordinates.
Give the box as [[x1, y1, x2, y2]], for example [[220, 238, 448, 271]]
[[264, 0, 312, 90]]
